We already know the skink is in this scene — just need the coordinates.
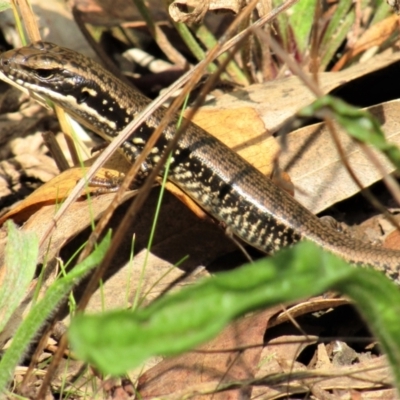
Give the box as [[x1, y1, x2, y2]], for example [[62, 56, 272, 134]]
[[1, 41, 399, 282]]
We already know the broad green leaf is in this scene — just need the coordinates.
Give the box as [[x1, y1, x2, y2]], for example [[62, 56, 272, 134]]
[[0, 233, 111, 394], [68, 240, 400, 396], [0, 221, 38, 332], [339, 269, 400, 381]]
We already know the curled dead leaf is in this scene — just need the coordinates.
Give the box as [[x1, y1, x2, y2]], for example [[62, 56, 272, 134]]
[[169, 0, 244, 23], [0, 167, 123, 225]]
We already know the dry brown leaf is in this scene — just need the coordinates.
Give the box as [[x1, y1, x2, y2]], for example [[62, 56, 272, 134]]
[[253, 356, 393, 399], [0, 149, 131, 226], [333, 15, 399, 71], [160, 0, 272, 29], [137, 308, 276, 400], [70, 0, 168, 26], [0, 104, 49, 158], [279, 99, 400, 213], [13, 153, 58, 182], [0, 187, 238, 346], [0, 154, 57, 201], [353, 212, 400, 250], [341, 388, 397, 399], [79, 190, 237, 316], [190, 107, 279, 176], [261, 335, 318, 373], [0, 166, 123, 225], [4, 37, 398, 227], [28, 0, 98, 58], [383, 229, 400, 250], [270, 297, 350, 327], [200, 51, 400, 132], [311, 356, 392, 389], [169, 0, 244, 23], [0, 192, 131, 344], [85, 251, 210, 314]]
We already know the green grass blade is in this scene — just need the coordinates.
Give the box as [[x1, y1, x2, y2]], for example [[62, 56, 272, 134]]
[[320, 10, 355, 70], [370, 0, 392, 25], [320, 0, 353, 53], [273, 6, 290, 50], [288, 0, 318, 54], [0, 233, 111, 394]]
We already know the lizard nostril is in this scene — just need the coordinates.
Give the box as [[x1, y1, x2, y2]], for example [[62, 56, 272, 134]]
[[0, 59, 9, 72]]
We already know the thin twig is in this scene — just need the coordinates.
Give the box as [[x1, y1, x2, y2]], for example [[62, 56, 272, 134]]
[[36, 1, 299, 394], [262, 32, 400, 231], [37, 0, 299, 252]]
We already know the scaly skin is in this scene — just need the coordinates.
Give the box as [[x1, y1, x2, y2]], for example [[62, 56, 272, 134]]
[[1, 41, 400, 282]]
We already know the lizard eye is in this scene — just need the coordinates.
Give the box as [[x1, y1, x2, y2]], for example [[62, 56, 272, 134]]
[[77, 90, 89, 104], [34, 69, 54, 79]]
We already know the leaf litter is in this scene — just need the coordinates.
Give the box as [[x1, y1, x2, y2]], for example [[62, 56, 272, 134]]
[[1, 4, 400, 398]]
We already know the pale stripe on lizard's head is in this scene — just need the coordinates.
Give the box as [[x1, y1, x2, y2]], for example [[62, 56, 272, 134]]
[[0, 41, 140, 140]]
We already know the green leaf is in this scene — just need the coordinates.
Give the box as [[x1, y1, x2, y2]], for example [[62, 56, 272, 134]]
[[339, 270, 400, 382], [64, 243, 343, 372], [0, 233, 111, 394], [0, 221, 38, 333], [69, 241, 400, 395]]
